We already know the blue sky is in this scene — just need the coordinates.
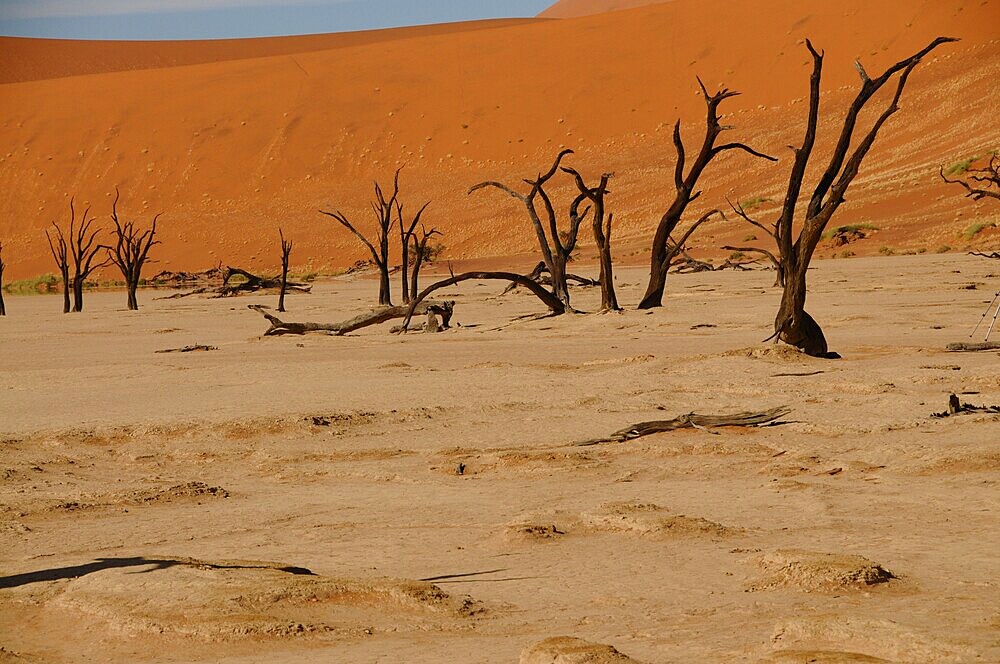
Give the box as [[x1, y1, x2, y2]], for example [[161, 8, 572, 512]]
[[0, 0, 555, 40]]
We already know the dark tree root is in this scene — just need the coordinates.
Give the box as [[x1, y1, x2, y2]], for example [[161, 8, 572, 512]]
[[575, 406, 791, 446]]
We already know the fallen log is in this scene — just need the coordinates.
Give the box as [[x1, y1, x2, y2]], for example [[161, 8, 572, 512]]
[[249, 301, 454, 336], [161, 266, 311, 299], [155, 344, 217, 353], [575, 406, 791, 446], [946, 341, 1000, 352]]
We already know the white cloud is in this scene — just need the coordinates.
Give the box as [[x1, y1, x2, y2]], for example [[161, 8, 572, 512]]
[[0, 0, 346, 21]]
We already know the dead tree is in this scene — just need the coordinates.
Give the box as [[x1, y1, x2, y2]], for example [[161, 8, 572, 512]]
[[397, 200, 430, 303], [45, 214, 72, 314], [500, 261, 599, 295], [278, 228, 292, 312], [470, 150, 587, 312], [639, 80, 776, 309], [409, 225, 442, 301], [320, 168, 403, 306], [68, 200, 110, 312], [563, 168, 620, 311], [0, 241, 6, 316], [940, 153, 1000, 202], [106, 188, 160, 311], [770, 37, 955, 357]]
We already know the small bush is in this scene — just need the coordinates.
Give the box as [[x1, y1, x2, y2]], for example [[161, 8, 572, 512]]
[[935, 245, 952, 254], [742, 233, 757, 242], [728, 251, 746, 261], [2, 273, 59, 295], [822, 223, 878, 241], [879, 246, 895, 255], [740, 196, 771, 210], [944, 156, 976, 176], [841, 249, 855, 258], [963, 222, 996, 240]]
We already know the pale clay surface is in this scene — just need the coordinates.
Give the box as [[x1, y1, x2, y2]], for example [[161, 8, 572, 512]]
[[1, 256, 999, 662]]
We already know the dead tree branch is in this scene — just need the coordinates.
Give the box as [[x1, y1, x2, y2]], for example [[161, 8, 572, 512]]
[[576, 406, 791, 446], [398, 270, 567, 332], [940, 153, 1000, 202], [249, 301, 453, 336]]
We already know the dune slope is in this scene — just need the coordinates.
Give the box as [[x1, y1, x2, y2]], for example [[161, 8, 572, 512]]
[[0, 0, 997, 280]]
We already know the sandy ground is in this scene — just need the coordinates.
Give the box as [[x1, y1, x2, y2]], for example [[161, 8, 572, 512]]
[[1, 255, 999, 663]]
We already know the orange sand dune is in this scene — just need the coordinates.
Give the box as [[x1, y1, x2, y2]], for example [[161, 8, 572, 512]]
[[0, 0, 998, 281], [540, 0, 670, 18], [0, 18, 539, 84]]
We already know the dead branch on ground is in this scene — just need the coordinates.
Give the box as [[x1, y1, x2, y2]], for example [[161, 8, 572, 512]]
[[575, 406, 791, 446]]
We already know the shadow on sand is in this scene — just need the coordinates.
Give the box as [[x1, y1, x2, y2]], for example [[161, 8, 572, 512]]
[[0, 557, 315, 589]]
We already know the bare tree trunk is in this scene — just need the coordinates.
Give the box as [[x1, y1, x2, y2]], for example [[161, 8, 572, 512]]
[[562, 168, 619, 311], [278, 228, 291, 312], [0, 241, 6, 316], [770, 37, 954, 356], [59, 265, 70, 313], [127, 283, 139, 311], [409, 226, 441, 301], [638, 82, 775, 309]]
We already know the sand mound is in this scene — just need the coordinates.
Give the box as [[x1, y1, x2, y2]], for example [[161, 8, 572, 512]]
[[520, 636, 642, 663], [582, 501, 732, 537], [771, 616, 975, 663], [504, 521, 567, 542], [47, 482, 228, 514], [50, 557, 482, 641], [762, 650, 889, 663], [749, 550, 895, 592]]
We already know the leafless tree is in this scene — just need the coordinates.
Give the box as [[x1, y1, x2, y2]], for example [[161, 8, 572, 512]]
[[397, 200, 430, 303], [408, 225, 442, 301], [106, 188, 160, 311], [562, 167, 619, 311], [769, 36, 955, 357], [65, 199, 110, 313], [278, 228, 292, 312], [470, 150, 588, 312], [45, 203, 74, 314], [320, 168, 405, 306], [638, 80, 776, 309], [940, 152, 1000, 202], [0, 241, 6, 316]]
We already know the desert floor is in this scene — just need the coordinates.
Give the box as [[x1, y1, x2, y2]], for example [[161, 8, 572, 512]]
[[1, 255, 999, 663]]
